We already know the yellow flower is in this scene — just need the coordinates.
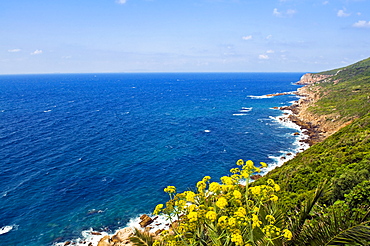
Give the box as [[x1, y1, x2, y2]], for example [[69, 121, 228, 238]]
[[205, 211, 217, 222], [216, 197, 228, 209], [260, 162, 268, 168], [282, 229, 293, 240], [270, 194, 278, 202], [217, 216, 228, 228], [228, 217, 237, 227], [175, 200, 186, 210], [221, 184, 233, 192], [236, 159, 244, 166], [153, 204, 163, 215], [267, 179, 275, 186], [265, 215, 276, 224], [184, 191, 196, 203], [274, 183, 281, 192], [233, 190, 242, 199], [249, 186, 261, 195], [164, 185, 176, 194], [231, 233, 243, 246], [246, 160, 254, 169], [209, 182, 220, 192], [262, 225, 280, 237], [230, 168, 240, 174], [187, 211, 198, 222], [153, 241, 161, 246], [196, 181, 206, 192], [167, 240, 176, 246], [234, 207, 247, 218], [202, 176, 211, 182], [220, 176, 234, 185], [188, 204, 197, 212], [252, 214, 262, 228]]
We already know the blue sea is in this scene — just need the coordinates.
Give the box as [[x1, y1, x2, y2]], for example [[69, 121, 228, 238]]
[[0, 73, 305, 245]]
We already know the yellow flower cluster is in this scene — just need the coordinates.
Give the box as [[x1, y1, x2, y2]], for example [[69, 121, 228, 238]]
[[152, 159, 294, 245], [231, 233, 244, 246], [216, 197, 228, 209], [164, 185, 176, 194]]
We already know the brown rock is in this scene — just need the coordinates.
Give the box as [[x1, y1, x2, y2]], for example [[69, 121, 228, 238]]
[[91, 231, 102, 235], [155, 229, 164, 235], [64, 242, 71, 246], [250, 174, 262, 180], [113, 227, 134, 242], [139, 214, 154, 227], [97, 235, 112, 246]]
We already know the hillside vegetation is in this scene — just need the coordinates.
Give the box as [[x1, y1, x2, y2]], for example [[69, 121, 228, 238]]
[[256, 57, 370, 211], [309, 57, 370, 120]]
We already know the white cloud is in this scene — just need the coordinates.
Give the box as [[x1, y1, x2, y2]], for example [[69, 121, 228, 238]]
[[353, 20, 370, 28], [266, 50, 275, 54], [266, 35, 272, 39], [322, 1, 329, 5], [273, 8, 282, 17], [31, 49, 43, 55], [259, 54, 269, 60], [242, 35, 253, 40], [337, 9, 350, 17], [8, 49, 21, 53], [273, 8, 296, 17], [116, 0, 127, 4]]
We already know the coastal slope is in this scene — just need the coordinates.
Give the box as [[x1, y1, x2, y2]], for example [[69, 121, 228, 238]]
[[287, 57, 370, 144], [256, 57, 370, 209]]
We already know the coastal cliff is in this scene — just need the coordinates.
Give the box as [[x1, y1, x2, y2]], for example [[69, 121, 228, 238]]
[[296, 73, 332, 85]]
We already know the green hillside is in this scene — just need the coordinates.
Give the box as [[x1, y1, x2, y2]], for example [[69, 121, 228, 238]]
[[309, 57, 370, 120], [256, 57, 370, 211], [255, 113, 370, 209]]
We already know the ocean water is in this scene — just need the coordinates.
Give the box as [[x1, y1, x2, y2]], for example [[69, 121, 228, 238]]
[[0, 73, 305, 245]]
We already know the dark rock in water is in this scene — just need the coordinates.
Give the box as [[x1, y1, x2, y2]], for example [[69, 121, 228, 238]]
[[287, 153, 292, 156], [139, 214, 154, 227], [91, 231, 102, 235], [281, 157, 286, 160], [64, 242, 71, 246], [293, 132, 300, 136]]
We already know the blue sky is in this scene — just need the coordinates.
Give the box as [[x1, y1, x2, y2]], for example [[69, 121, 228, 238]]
[[1, 0, 370, 74]]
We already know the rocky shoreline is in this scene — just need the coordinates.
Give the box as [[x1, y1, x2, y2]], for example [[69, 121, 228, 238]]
[[270, 74, 338, 146]]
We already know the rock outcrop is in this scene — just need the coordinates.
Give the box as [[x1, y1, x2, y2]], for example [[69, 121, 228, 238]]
[[296, 73, 332, 85], [97, 228, 134, 246]]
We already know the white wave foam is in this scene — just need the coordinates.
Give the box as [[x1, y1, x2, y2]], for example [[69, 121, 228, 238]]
[[248, 95, 273, 99], [233, 113, 247, 116], [0, 225, 18, 235], [262, 108, 310, 172], [126, 214, 170, 234], [204, 130, 211, 132], [53, 229, 109, 246]]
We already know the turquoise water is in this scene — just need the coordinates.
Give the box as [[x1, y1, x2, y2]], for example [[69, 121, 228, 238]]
[[0, 73, 304, 245]]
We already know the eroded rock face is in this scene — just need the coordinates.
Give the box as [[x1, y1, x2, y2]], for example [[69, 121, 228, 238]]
[[296, 73, 332, 85]]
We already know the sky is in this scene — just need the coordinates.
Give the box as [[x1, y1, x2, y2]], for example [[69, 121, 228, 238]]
[[1, 0, 370, 74]]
